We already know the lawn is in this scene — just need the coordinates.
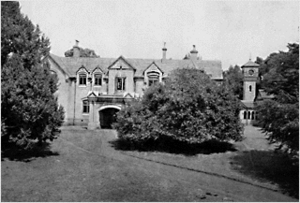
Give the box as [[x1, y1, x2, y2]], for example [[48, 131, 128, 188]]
[[1, 126, 298, 202]]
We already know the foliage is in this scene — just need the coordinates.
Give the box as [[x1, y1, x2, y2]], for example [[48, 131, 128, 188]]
[[1, 1, 65, 150], [64, 47, 100, 57], [114, 68, 243, 150], [223, 65, 244, 100], [256, 43, 299, 154]]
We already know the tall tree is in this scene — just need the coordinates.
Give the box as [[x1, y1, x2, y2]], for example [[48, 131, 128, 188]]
[[223, 65, 244, 100], [1, 1, 64, 150], [64, 47, 100, 57], [256, 43, 299, 154]]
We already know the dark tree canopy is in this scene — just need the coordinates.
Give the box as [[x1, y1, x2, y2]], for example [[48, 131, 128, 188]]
[[1, 1, 64, 150], [64, 47, 100, 58], [256, 43, 299, 154], [223, 65, 244, 100], [114, 68, 243, 150]]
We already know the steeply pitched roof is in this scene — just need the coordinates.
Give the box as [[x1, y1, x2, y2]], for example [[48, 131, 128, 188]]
[[48, 54, 223, 79]]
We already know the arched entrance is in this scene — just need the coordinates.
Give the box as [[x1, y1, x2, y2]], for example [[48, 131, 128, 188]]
[[99, 106, 121, 129]]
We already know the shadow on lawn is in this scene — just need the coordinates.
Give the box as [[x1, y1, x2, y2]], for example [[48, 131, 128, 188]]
[[110, 138, 237, 156], [230, 150, 299, 198], [1, 142, 59, 162]]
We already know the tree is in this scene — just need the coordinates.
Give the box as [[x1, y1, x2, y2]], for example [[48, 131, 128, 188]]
[[256, 43, 299, 154], [1, 1, 64, 150], [114, 68, 243, 150], [223, 65, 244, 100], [64, 47, 99, 58]]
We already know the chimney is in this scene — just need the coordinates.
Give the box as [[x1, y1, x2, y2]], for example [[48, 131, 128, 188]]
[[190, 45, 198, 61], [73, 40, 80, 57], [162, 42, 167, 62]]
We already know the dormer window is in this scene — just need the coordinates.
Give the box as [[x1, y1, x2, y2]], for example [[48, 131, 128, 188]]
[[94, 73, 102, 86], [149, 76, 159, 86], [147, 71, 160, 87], [79, 73, 87, 85]]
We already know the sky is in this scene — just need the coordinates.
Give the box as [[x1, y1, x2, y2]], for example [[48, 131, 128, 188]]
[[19, 0, 299, 70]]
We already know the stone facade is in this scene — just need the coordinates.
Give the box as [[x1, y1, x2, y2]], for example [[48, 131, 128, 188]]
[[45, 42, 224, 129], [239, 60, 259, 125]]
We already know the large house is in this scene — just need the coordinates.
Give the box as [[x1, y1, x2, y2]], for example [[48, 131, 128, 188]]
[[45, 41, 223, 129]]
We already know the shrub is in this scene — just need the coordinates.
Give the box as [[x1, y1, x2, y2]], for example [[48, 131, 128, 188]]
[[113, 68, 243, 150]]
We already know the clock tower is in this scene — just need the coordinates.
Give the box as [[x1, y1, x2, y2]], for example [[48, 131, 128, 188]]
[[241, 60, 259, 101]]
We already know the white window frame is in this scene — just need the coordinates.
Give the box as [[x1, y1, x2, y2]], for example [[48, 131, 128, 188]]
[[116, 77, 126, 91], [82, 100, 89, 114]]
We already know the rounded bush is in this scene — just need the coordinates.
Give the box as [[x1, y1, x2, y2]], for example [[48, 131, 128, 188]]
[[113, 68, 243, 150]]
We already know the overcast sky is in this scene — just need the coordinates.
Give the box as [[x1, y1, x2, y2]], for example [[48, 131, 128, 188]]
[[20, 1, 299, 70]]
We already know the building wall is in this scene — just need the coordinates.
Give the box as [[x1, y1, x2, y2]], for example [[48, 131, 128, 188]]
[[243, 81, 256, 101], [240, 109, 257, 125], [135, 79, 145, 96], [48, 60, 70, 123], [108, 69, 135, 95], [49, 56, 226, 128]]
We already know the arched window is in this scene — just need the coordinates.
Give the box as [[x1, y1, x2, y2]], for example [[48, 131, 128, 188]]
[[249, 85, 252, 92], [147, 71, 159, 86], [248, 111, 251, 119], [252, 111, 255, 120], [244, 111, 247, 119], [82, 100, 89, 114], [94, 73, 102, 86]]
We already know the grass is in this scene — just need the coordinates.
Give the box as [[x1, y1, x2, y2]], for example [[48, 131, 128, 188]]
[[1, 126, 298, 202], [231, 150, 299, 198]]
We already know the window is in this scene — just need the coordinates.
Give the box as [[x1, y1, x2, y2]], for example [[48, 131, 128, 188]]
[[79, 73, 87, 85], [116, 77, 126, 91], [94, 74, 102, 86], [149, 77, 159, 86], [147, 71, 160, 87], [83, 100, 89, 113], [248, 111, 251, 119], [249, 85, 252, 92], [244, 111, 247, 119], [252, 111, 255, 120]]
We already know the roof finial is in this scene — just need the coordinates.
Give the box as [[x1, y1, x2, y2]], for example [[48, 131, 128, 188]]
[[249, 53, 252, 61], [162, 42, 167, 51]]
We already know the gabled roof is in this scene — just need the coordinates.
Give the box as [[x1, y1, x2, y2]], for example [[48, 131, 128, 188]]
[[107, 55, 136, 71], [143, 61, 164, 74], [49, 54, 115, 77], [48, 53, 223, 80], [91, 66, 105, 74]]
